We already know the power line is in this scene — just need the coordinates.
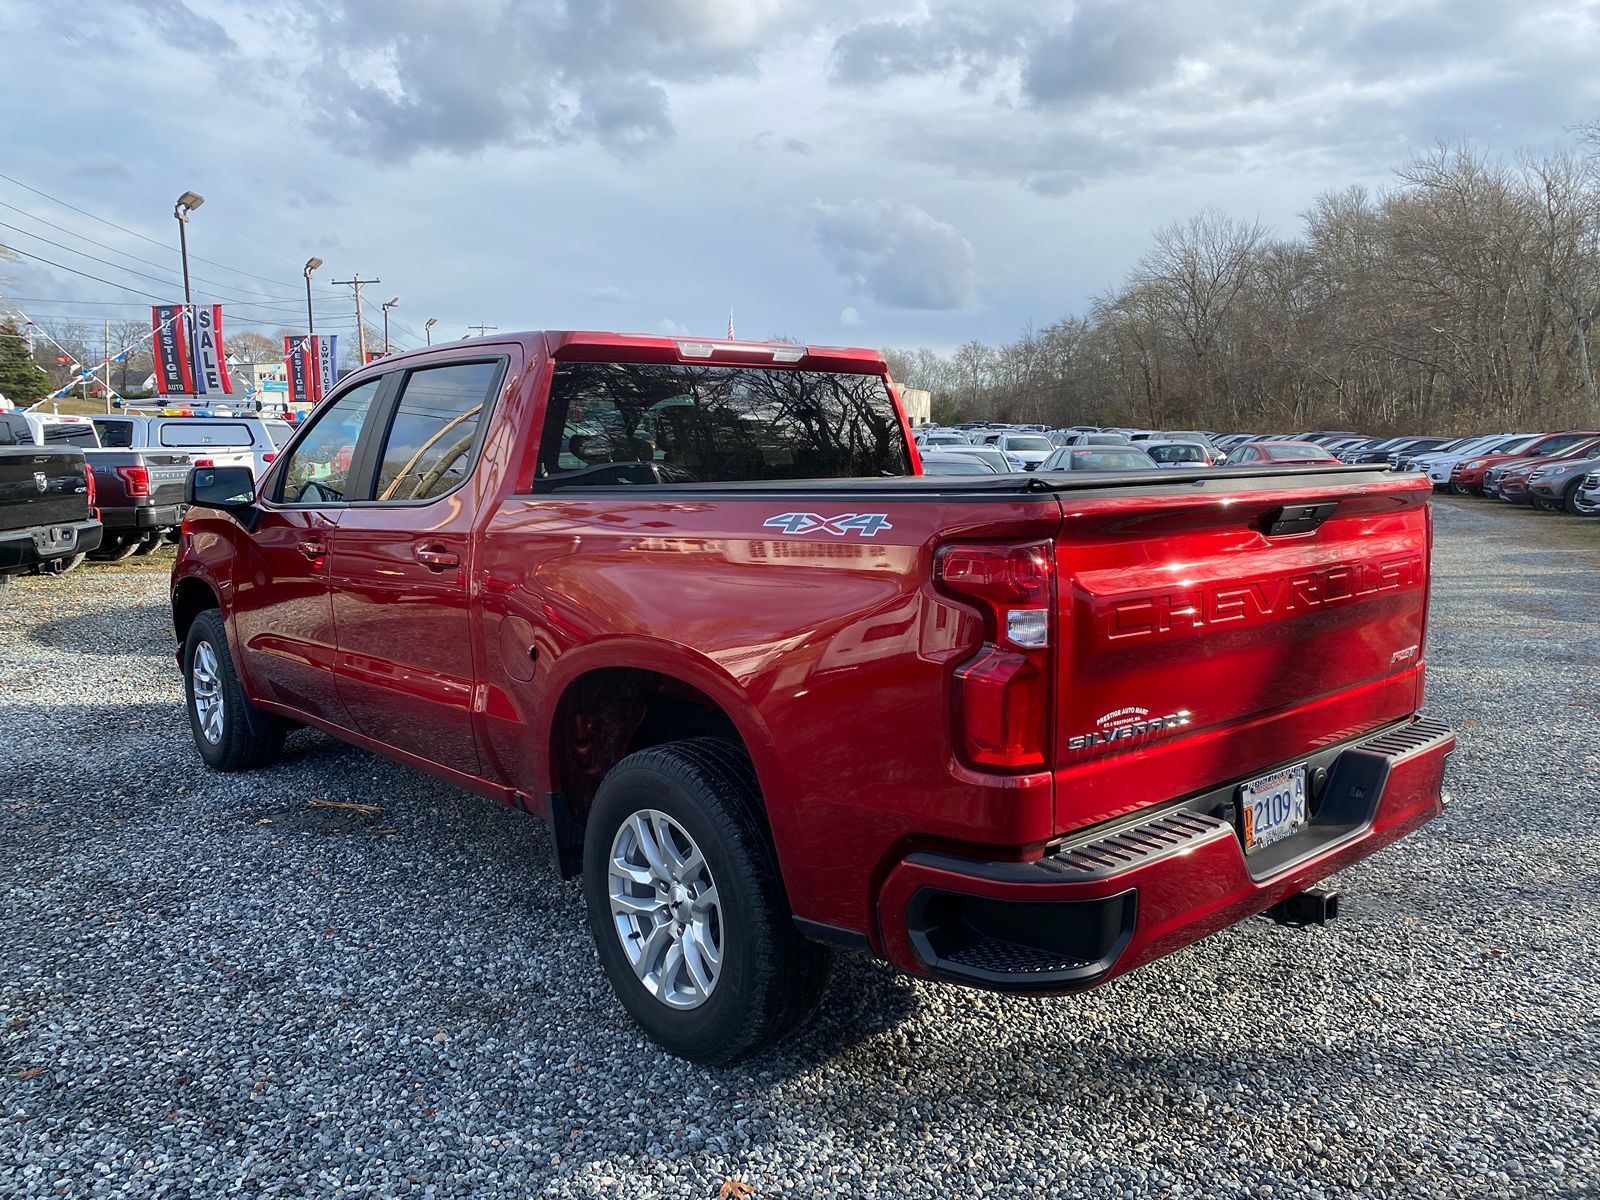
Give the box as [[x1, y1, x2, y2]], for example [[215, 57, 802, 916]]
[[0, 170, 309, 290], [0, 199, 304, 302], [0, 245, 166, 301], [0, 221, 318, 319]]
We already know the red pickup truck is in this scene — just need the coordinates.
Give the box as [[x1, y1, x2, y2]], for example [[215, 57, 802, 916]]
[[171, 332, 1453, 1062]]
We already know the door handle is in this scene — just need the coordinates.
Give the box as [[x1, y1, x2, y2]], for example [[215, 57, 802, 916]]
[[416, 545, 460, 571], [297, 539, 328, 561]]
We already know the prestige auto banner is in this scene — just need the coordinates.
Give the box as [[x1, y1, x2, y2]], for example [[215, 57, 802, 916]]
[[151, 305, 195, 395], [284, 335, 314, 406]]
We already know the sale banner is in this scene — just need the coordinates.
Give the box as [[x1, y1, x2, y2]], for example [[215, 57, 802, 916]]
[[151, 305, 195, 395], [191, 305, 233, 395]]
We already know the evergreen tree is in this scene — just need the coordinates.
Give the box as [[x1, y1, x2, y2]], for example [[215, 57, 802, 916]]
[[0, 321, 49, 403]]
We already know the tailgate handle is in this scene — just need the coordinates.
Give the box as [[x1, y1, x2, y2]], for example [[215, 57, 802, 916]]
[[1265, 502, 1338, 536]]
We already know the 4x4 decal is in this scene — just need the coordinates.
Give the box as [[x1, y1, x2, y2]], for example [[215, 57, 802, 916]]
[[762, 512, 893, 538]]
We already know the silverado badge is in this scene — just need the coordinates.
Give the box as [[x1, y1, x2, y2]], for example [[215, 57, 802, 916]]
[[1067, 706, 1193, 753]]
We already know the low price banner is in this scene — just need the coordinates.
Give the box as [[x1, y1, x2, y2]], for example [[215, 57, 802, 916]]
[[191, 304, 233, 395], [151, 305, 195, 395], [316, 335, 338, 402]]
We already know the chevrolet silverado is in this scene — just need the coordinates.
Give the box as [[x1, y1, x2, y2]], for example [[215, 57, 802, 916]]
[[171, 332, 1454, 1062]]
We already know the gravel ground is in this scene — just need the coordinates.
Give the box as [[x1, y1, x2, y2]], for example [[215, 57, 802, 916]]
[[1, 502, 1597, 1199]]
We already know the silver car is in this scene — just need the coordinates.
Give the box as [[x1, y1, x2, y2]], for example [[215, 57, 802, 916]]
[[1573, 467, 1600, 516], [1527, 455, 1600, 514]]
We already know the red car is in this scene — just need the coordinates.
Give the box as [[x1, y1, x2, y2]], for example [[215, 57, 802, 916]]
[[170, 332, 1452, 1062], [1223, 440, 1340, 466], [1496, 436, 1600, 505], [1450, 430, 1600, 494]]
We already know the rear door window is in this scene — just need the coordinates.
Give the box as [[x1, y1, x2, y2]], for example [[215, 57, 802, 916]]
[[535, 361, 910, 489], [41, 421, 99, 448], [368, 360, 501, 502]]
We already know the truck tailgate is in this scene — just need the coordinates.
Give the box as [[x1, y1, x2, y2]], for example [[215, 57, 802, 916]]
[[1051, 472, 1430, 833], [0, 447, 90, 533]]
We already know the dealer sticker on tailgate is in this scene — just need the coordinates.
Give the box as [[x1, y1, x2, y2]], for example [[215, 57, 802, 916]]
[[1239, 763, 1309, 853]]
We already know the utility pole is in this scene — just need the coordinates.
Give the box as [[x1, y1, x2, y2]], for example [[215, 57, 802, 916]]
[[331, 273, 379, 362], [466, 324, 498, 337], [381, 296, 399, 356]]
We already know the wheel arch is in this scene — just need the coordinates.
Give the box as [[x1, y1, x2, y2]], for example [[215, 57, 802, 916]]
[[540, 642, 795, 878], [171, 574, 222, 648]]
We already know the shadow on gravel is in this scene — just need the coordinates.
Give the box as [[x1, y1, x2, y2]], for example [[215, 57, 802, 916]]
[[27, 602, 170, 656], [767, 956, 925, 1072]]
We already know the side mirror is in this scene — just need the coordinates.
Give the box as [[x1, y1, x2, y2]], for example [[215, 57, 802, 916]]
[[187, 464, 257, 509]]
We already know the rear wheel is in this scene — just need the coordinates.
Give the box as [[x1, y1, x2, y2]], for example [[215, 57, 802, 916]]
[[132, 533, 162, 556], [582, 738, 831, 1063], [183, 609, 287, 771], [91, 536, 140, 562]]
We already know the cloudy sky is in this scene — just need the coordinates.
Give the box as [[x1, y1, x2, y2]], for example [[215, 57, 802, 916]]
[[3, 0, 1599, 352]]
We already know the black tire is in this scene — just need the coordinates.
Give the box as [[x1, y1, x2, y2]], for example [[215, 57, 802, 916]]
[[91, 537, 140, 562], [183, 609, 288, 772], [582, 738, 831, 1064], [132, 534, 162, 556], [1563, 480, 1584, 516], [55, 552, 87, 574]]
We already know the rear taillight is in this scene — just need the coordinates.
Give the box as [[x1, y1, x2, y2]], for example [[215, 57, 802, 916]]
[[115, 465, 151, 497], [83, 462, 96, 511], [935, 541, 1053, 771]]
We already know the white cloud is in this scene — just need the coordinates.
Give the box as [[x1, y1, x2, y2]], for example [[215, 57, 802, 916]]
[[809, 198, 978, 310], [839, 306, 863, 325]]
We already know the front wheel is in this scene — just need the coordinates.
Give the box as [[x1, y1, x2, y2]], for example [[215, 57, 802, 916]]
[[183, 609, 288, 771], [582, 738, 831, 1064]]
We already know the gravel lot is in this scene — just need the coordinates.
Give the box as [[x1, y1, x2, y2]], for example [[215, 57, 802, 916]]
[[2, 499, 1597, 1199]]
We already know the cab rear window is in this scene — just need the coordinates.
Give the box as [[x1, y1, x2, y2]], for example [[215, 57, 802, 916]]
[[534, 362, 910, 489]]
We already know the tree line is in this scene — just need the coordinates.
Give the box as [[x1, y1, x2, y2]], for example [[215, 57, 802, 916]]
[[884, 136, 1600, 435]]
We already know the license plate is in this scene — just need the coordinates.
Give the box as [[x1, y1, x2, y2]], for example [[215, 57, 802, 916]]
[[1239, 763, 1309, 854]]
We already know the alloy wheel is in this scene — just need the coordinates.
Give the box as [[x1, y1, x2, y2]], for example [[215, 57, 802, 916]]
[[191, 640, 225, 745], [607, 808, 723, 1010]]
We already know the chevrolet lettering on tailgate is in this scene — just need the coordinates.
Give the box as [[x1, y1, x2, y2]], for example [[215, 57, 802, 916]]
[[1102, 554, 1423, 641]]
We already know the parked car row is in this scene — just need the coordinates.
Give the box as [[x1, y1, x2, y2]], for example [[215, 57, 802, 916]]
[[1, 410, 291, 573], [915, 423, 1332, 475], [917, 420, 1600, 515]]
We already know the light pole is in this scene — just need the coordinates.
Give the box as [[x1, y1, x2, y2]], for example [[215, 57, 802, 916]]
[[303, 257, 323, 335], [381, 297, 399, 355], [424, 317, 438, 345], [174, 191, 204, 382]]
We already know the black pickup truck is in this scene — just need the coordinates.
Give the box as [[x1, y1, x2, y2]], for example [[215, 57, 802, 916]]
[[21, 412, 190, 559], [0, 412, 102, 580]]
